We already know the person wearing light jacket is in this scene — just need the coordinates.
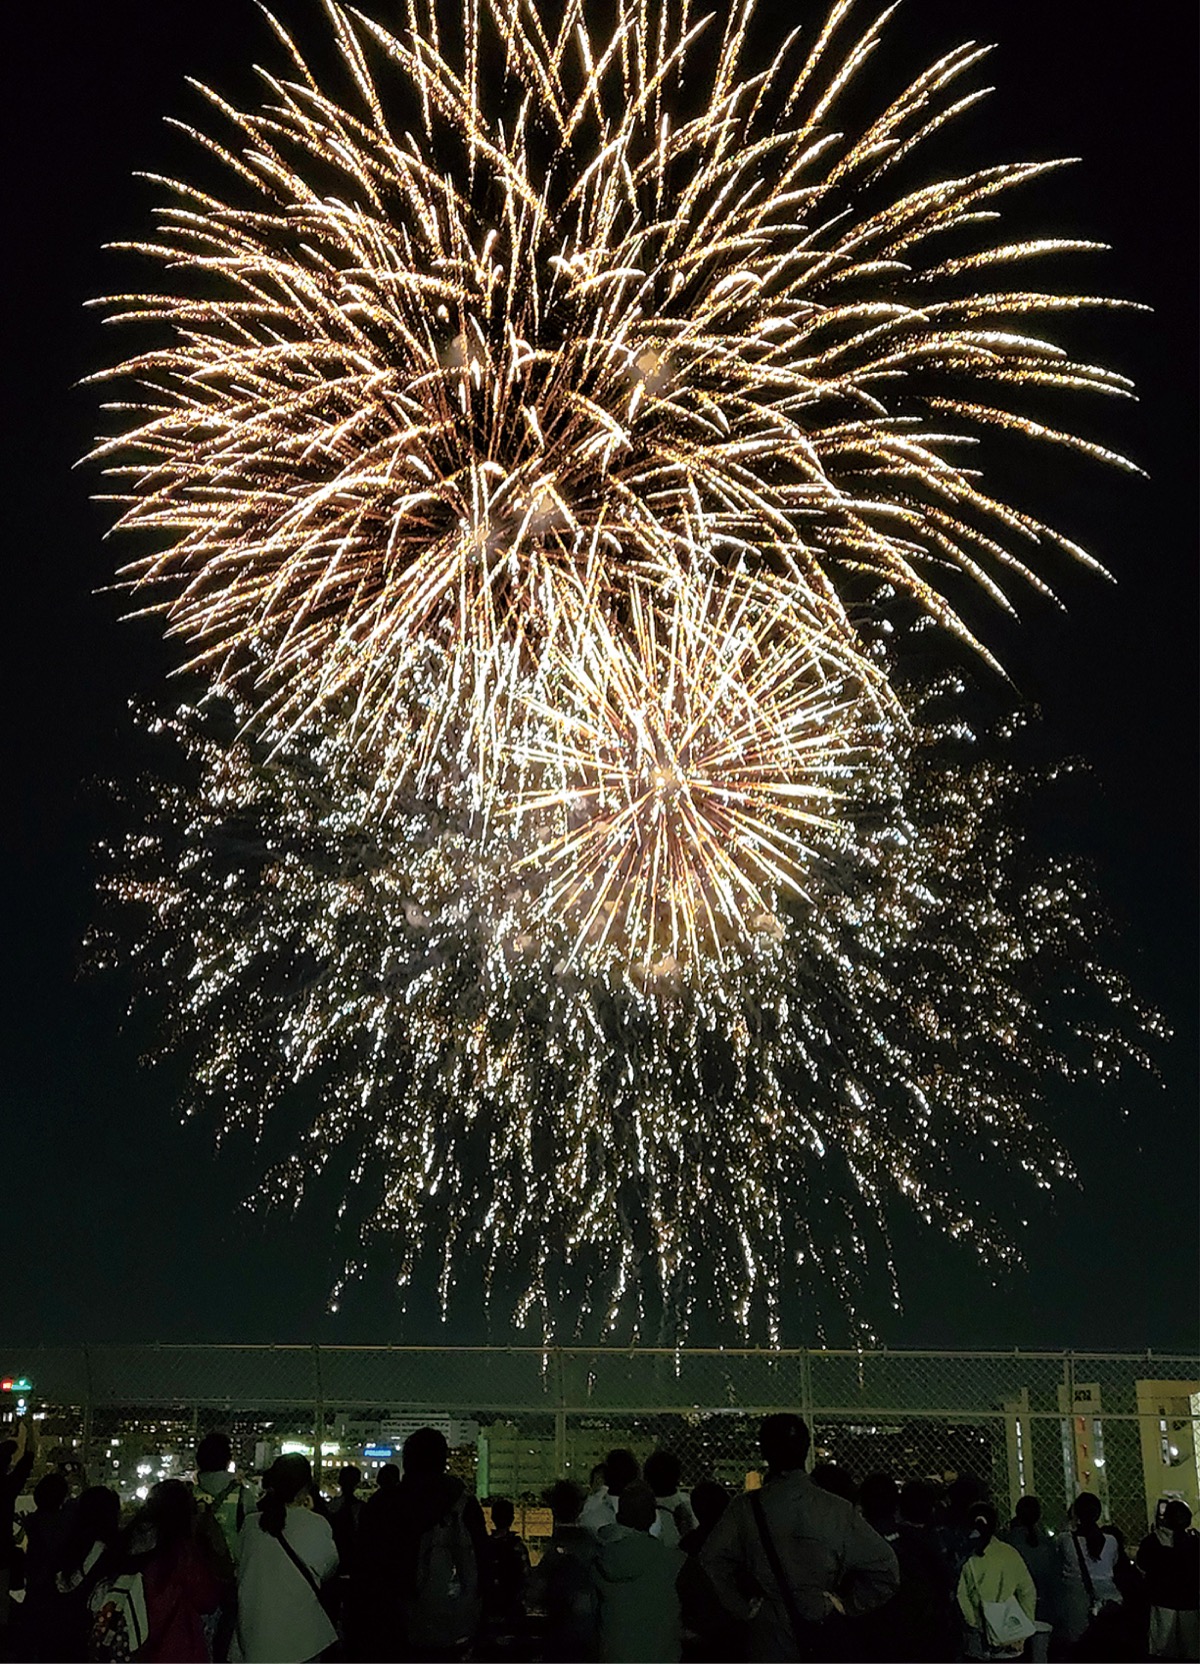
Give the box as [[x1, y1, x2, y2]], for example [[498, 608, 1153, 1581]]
[[956, 1500, 1037, 1661], [594, 1482, 685, 1663]]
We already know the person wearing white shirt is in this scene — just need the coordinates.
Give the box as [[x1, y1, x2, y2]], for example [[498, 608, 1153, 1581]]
[[232, 1455, 338, 1663], [580, 1450, 640, 1539], [644, 1451, 697, 1552], [1054, 1492, 1124, 1651]]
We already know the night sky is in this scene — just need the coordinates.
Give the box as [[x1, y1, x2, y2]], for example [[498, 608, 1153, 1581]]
[[2, 0, 1195, 1350]]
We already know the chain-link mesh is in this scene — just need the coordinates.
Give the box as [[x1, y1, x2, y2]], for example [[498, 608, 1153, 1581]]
[[1, 1347, 1195, 1543]]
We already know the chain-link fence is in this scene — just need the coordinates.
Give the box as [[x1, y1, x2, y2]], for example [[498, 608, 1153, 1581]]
[[2, 1347, 1196, 1549]]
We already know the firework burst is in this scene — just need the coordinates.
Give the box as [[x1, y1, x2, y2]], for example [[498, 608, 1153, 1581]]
[[89, 0, 1151, 1334], [92, 0, 1136, 747], [511, 573, 880, 970]]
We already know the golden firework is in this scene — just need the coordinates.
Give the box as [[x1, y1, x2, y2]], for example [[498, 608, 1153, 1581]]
[[512, 572, 877, 971], [91, 0, 1134, 788], [86, 0, 1154, 1335]]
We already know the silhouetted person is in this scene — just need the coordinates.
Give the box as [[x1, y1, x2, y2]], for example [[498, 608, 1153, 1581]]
[[851, 1474, 902, 1661], [51, 1485, 121, 1662], [1138, 1498, 1199, 1661], [329, 1464, 364, 1555], [581, 1449, 641, 1539], [644, 1451, 696, 1549], [679, 1481, 729, 1559], [595, 1481, 686, 1663], [677, 1482, 739, 1662], [482, 1495, 530, 1649], [357, 1426, 485, 1661], [937, 1473, 989, 1587], [328, 1463, 364, 1646], [1000, 1495, 1058, 1652], [701, 1414, 898, 1661], [809, 1463, 858, 1506], [527, 1480, 600, 1663], [1, 1419, 37, 1653], [19, 1470, 74, 1661], [895, 1479, 956, 1662], [1056, 1491, 1126, 1657]]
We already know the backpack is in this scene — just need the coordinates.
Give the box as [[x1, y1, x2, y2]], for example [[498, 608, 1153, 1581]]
[[192, 1477, 242, 1577], [194, 1478, 245, 1575], [406, 1494, 480, 1651], [87, 1569, 149, 1662]]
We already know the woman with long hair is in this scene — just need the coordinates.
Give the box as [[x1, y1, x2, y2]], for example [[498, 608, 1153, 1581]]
[[1054, 1492, 1128, 1657], [232, 1454, 338, 1663], [89, 1479, 221, 1664]]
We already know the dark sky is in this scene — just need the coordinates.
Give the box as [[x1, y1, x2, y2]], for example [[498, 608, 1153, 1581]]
[[2, 0, 1195, 1351]]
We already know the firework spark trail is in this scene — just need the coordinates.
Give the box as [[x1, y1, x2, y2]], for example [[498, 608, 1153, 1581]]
[[87, 0, 1154, 1334]]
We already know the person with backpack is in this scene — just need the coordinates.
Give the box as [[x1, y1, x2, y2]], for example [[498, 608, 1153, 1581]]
[[195, 1434, 253, 1566], [232, 1454, 338, 1664], [89, 1479, 221, 1664], [52, 1485, 121, 1662], [355, 1426, 486, 1661], [394, 1427, 486, 1661], [194, 1432, 252, 1661], [594, 1481, 686, 1663]]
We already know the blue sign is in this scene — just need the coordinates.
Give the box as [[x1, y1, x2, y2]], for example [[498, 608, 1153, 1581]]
[[362, 1444, 393, 1459]]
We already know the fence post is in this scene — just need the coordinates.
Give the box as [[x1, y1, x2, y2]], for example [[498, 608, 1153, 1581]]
[[1062, 1351, 1076, 1512], [553, 1349, 567, 1479], [312, 1344, 325, 1491], [800, 1348, 815, 1468]]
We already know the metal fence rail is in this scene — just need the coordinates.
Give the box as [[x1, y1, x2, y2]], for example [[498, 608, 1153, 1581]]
[[2, 1345, 1196, 1545]]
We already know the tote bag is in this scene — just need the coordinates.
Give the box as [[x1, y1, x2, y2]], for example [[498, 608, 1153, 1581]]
[[980, 1593, 1037, 1649]]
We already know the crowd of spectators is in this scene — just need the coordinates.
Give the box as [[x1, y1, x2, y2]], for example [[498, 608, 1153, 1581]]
[[2, 1410, 1197, 1662]]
